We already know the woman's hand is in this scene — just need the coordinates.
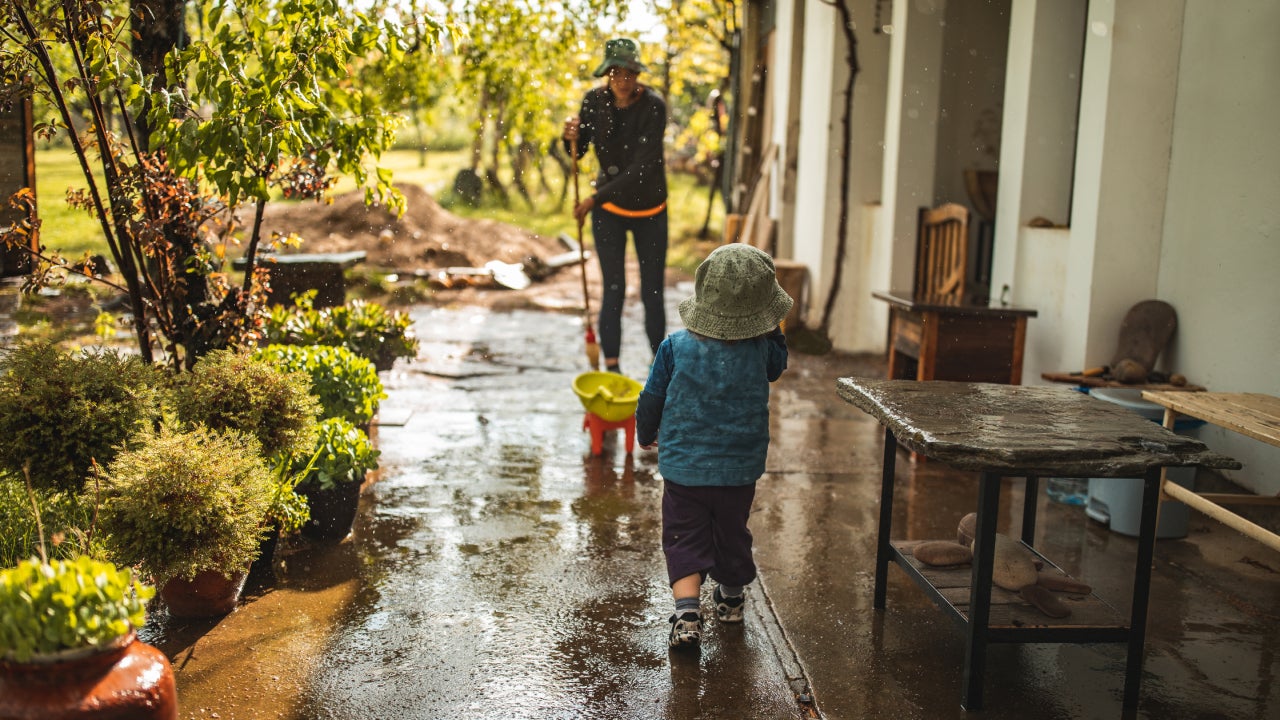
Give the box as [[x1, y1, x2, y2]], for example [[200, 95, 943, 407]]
[[563, 115, 581, 142], [573, 194, 595, 223]]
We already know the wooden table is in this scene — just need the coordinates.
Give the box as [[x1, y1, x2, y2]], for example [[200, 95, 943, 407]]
[[836, 377, 1240, 713], [1142, 391, 1280, 553], [873, 290, 1037, 384]]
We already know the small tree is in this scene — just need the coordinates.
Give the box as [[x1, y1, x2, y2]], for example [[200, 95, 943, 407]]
[[0, 0, 440, 370], [448, 0, 622, 207]]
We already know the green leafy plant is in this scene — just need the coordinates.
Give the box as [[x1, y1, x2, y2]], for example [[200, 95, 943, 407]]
[[0, 473, 104, 568], [263, 445, 325, 535], [253, 344, 386, 426], [292, 418, 381, 492], [99, 423, 273, 586], [168, 348, 321, 457], [0, 556, 153, 663], [0, 341, 160, 493], [264, 293, 420, 371]]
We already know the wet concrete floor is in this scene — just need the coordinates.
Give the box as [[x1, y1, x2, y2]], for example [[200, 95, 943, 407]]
[[147, 292, 1279, 719]]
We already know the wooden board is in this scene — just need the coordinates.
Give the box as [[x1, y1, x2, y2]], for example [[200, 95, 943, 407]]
[[895, 540, 1126, 630], [1042, 372, 1205, 392], [1142, 392, 1280, 448]]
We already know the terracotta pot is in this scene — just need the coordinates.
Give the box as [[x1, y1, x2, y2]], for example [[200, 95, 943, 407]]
[[298, 480, 362, 541], [0, 632, 177, 719], [159, 568, 248, 618]]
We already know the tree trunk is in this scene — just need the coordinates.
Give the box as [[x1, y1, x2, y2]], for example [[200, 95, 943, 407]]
[[817, 0, 859, 336], [131, 0, 187, 150]]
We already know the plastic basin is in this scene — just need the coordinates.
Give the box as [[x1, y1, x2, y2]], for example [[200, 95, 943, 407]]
[[572, 371, 642, 422]]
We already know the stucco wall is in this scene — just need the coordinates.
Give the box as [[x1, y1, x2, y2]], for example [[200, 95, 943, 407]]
[[1158, 0, 1280, 495]]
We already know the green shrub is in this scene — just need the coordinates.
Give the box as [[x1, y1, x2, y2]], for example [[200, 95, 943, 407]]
[[168, 348, 320, 457], [0, 473, 105, 568], [263, 294, 419, 371], [100, 423, 273, 585], [253, 344, 386, 426], [0, 341, 160, 493], [263, 448, 321, 535], [292, 417, 380, 492], [0, 556, 153, 662]]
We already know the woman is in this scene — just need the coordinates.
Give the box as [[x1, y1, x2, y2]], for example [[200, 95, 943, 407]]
[[563, 38, 669, 376]]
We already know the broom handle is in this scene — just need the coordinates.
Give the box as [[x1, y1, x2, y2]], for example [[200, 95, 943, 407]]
[[571, 137, 592, 322]]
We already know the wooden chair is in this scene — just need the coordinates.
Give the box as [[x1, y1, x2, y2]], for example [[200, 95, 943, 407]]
[[913, 203, 971, 299]]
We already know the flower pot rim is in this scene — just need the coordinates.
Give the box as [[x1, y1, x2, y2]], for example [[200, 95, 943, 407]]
[[0, 629, 135, 666]]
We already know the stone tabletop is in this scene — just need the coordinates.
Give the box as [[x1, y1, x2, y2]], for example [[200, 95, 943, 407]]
[[836, 377, 1240, 477]]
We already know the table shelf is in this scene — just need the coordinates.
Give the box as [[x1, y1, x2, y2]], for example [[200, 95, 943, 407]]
[[892, 540, 1128, 642]]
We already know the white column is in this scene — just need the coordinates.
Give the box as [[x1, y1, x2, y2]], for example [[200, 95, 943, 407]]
[[1067, 0, 1184, 365], [790, 0, 839, 319], [990, 0, 1087, 378]]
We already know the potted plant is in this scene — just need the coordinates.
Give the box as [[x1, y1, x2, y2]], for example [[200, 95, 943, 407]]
[[167, 347, 321, 458], [99, 422, 273, 617], [293, 417, 381, 541], [253, 343, 387, 428], [264, 292, 419, 371], [248, 446, 321, 580], [0, 556, 177, 719], [167, 348, 322, 576], [0, 341, 160, 494]]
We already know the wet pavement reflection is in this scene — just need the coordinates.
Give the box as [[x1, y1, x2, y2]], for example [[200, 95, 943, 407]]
[[147, 299, 1279, 719]]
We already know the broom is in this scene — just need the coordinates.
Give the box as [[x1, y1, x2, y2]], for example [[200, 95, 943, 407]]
[[570, 137, 600, 370]]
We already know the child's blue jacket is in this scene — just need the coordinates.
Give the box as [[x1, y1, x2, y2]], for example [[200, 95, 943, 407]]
[[636, 328, 788, 486]]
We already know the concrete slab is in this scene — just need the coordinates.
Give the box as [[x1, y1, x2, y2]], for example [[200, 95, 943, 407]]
[[146, 298, 1279, 719]]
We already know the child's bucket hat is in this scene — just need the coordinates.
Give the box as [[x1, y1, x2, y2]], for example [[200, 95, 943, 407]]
[[679, 243, 794, 341], [593, 38, 647, 78]]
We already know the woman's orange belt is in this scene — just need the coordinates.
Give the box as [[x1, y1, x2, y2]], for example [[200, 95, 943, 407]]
[[600, 201, 666, 218]]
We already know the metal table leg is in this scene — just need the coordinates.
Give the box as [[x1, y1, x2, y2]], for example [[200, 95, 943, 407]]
[[1021, 475, 1039, 545], [961, 472, 1001, 711], [1123, 467, 1161, 713], [874, 427, 898, 610]]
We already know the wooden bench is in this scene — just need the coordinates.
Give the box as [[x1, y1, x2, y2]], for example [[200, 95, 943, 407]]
[[233, 251, 367, 307], [1142, 391, 1280, 553]]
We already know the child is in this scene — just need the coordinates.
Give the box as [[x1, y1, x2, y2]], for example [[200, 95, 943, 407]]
[[635, 243, 792, 649]]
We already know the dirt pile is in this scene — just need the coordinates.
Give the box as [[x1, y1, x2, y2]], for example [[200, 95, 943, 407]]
[[252, 183, 690, 312], [257, 183, 564, 272]]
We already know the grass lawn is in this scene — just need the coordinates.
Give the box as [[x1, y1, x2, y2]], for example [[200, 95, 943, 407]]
[[31, 147, 104, 262], [34, 147, 725, 275]]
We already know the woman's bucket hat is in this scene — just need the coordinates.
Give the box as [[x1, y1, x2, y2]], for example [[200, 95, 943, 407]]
[[593, 38, 647, 77], [679, 243, 794, 341]]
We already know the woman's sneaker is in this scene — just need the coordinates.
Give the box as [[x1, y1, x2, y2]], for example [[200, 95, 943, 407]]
[[714, 586, 745, 623], [668, 611, 703, 648]]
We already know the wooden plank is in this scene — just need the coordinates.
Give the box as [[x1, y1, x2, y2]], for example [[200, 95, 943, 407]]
[[1142, 392, 1280, 448], [1162, 481, 1280, 553], [1010, 317, 1027, 385], [933, 314, 1016, 383], [1193, 493, 1280, 506], [1042, 372, 1206, 392]]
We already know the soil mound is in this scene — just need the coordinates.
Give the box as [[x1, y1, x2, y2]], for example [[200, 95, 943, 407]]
[[257, 184, 563, 272]]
